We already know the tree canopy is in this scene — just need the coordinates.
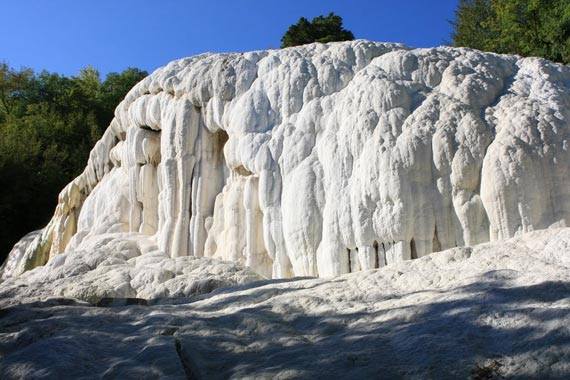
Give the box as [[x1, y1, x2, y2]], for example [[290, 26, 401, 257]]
[[0, 64, 147, 263], [452, 0, 570, 64], [281, 13, 354, 48]]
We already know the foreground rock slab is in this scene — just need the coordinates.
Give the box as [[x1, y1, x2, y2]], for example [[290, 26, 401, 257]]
[[1, 228, 569, 379]]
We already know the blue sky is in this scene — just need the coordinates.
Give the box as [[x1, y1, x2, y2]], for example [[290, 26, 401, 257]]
[[0, 0, 458, 77]]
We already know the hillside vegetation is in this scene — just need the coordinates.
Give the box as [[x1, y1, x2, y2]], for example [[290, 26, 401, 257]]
[[452, 0, 570, 64], [0, 65, 147, 262]]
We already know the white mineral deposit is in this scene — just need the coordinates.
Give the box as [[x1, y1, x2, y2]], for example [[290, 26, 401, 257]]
[[1, 40, 569, 379]]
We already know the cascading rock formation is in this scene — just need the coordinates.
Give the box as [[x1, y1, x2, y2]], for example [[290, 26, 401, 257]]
[[3, 40, 569, 280]]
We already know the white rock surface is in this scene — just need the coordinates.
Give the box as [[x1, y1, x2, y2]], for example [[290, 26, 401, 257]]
[[2, 40, 569, 279], [0, 233, 260, 304], [1, 228, 569, 378], [1, 40, 569, 378]]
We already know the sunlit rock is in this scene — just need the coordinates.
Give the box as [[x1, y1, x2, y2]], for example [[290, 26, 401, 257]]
[[2, 40, 569, 279]]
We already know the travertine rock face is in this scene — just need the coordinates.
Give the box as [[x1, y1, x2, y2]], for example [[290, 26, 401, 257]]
[[2, 228, 570, 378], [3, 40, 569, 279], [0, 233, 262, 304]]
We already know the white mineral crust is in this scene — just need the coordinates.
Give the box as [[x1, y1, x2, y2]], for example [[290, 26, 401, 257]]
[[1, 228, 569, 378], [2, 40, 569, 279]]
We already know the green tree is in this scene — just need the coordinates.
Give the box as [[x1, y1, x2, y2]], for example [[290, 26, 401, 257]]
[[452, 0, 570, 64], [97, 67, 147, 127], [0, 64, 147, 264], [281, 12, 354, 48], [0, 63, 35, 117], [76, 66, 101, 100]]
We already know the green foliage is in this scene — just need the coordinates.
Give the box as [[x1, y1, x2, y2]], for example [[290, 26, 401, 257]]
[[281, 12, 354, 48], [452, 0, 570, 64], [0, 64, 147, 263]]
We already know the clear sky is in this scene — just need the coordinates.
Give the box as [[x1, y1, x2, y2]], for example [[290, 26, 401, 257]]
[[0, 0, 458, 77]]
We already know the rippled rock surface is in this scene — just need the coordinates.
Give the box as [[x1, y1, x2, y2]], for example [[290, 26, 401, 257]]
[[3, 40, 569, 280], [1, 228, 569, 378]]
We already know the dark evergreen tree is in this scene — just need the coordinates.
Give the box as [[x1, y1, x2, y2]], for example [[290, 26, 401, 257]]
[[281, 13, 354, 48]]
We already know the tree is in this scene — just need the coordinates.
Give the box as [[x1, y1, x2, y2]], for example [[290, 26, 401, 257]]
[[97, 67, 147, 127], [0, 63, 35, 117], [452, 0, 570, 64], [0, 65, 147, 264], [281, 13, 354, 48]]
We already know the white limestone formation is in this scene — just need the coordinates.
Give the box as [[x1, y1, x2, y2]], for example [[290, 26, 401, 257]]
[[2, 40, 569, 280], [0, 233, 261, 303], [1, 228, 570, 378]]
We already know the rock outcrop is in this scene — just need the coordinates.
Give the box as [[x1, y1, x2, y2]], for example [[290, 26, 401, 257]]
[[2, 40, 569, 279], [0, 233, 261, 304], [2, 228, 569, 378]]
